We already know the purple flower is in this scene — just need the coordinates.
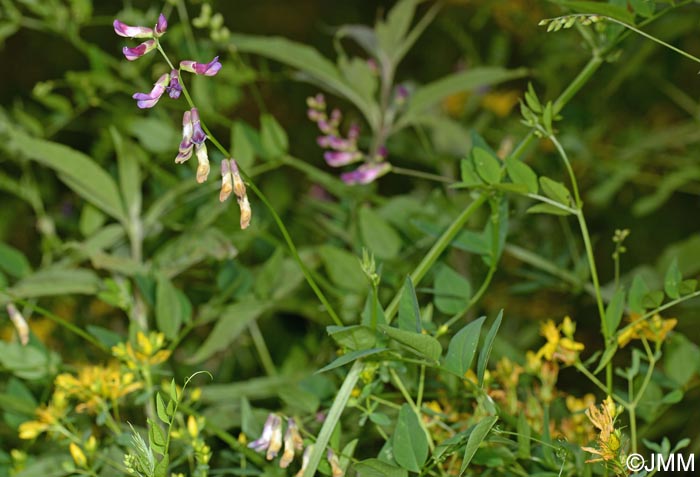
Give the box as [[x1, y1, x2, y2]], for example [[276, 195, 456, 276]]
[[176, 110, 194, 163], [180, 56, 222, 76], [248, 414, 283, 460], [122, 39, 157, 61], [154, 13, 167, 37], [318, 135, 354, 151], [324, 150, 362, 167], [113, 19, 154, 38], [132, 73, 169, 108], [190, 108, 207, 144], [307, 108, 322, 122], [167, 69, 182, 99], [340, 162, 391, 185]]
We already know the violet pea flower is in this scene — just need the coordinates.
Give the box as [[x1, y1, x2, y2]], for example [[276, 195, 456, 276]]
[[122, 39, 157, 61], [113, 19, 154, 38], [324, 150, 362, 167], [340, 162, 391, 185], [167, 69, 182, 99], [176, 110, 194, 163], [180, 56, 222, 76], [132, 73, 169, 109], [154, 13, 167, 37]]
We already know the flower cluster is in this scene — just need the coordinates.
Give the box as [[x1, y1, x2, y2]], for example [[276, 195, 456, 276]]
[[114, 13, 221, 109], [617, 313, 677, 347], [112, 331, 171, 369], [248, 413, 343, 476], [115, 13, 251, 227], [531, 316, 585, 365], [220, 158, 252, 229], [54, 362, 142, 414], [18, 391, 67, 440], [581, 396, 627, 472], [307, 94, 390, 185]]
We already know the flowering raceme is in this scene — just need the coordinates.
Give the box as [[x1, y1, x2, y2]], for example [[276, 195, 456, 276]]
[[307, 93, 391, 185], [114, 12, 252, 227]]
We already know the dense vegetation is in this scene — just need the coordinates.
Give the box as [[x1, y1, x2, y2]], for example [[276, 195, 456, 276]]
[[1, 1, 699, 476]]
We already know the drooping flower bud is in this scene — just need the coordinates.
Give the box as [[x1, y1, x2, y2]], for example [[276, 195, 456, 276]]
[[280, 419, 304, 468], [180, 56, 222, 76], [176, 110, 194, 163], [229, 159, 246, 198], [195, 143, 210, 183], [328, 449, 344, 477], [122, 39, 157, 61], [295, 445, 314, 477], [238, 195, 252, 230], [190, 108, 207, 144], [132, 73, 169, 109], [6, 303, 29, 345], [220, 159, 233, 202], [113, 19, 154, 38]]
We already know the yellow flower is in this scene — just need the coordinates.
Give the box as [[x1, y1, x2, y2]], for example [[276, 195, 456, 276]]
[[617, 313, 677, 347], [112, 331, 171, 369], [54, 362, 142, 414], [69, 443, 87, 468], [535, 316, 583, 364], [581, 396, 623, 464], [18, 391, 67, 440], [535, 317, 584, 365]]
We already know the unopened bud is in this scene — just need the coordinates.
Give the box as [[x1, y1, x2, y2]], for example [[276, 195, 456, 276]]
[[238, 195, 252, 229], [6, 303, 29, 345]]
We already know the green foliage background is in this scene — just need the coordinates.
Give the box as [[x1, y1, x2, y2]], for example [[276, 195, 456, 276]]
[[0, 0, 699, 476]]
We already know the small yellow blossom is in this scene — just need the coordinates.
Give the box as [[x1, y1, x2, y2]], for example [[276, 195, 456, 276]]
[[112, 331, 171, 369], [535, 317, 584, 365], [69, 442, 87, 468], [18, 391, 67, 439], [54, 362, 142, 414], [581, 396, 623, 464], [187, 415, 199, 439], [617, 313, 677, 347]]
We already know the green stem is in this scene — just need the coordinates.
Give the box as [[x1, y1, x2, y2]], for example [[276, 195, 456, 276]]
[[302, 361, 362, 477], [389, 368, 435, 452], [616, 289, 700, 336], [159, 46, 343, 327], [385, 194, 488, 322], [391, 166, 453, 183], [628, 377, 637, 454]]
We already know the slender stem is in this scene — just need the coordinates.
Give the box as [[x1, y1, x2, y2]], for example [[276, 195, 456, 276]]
[[391, 166, 453, 183], [302, 361, 362, 477], [605, 16, 700, 65], [389, 368, 435, 452], [553, 55, 603, 114], [159, 46, 343, 327], [526, 193, 578, 215], [385, 194, 488, 322], [616, 289, 700, 336], [417, 365, 426, 409], [628, 377, 637, 454]]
